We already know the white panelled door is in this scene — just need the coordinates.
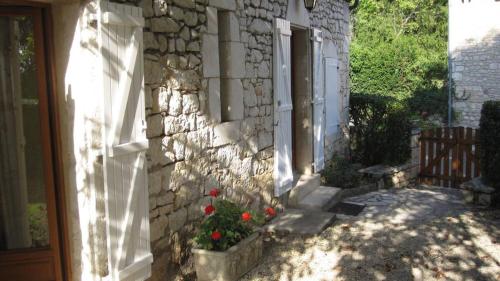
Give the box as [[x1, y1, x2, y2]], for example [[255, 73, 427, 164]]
[[312, 29, 325, 172], [325, 57, 340, 138], [273, 18, 294, 196], [99, 1, 152, 281]]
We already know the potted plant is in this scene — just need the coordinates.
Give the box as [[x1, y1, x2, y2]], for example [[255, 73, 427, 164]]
[[192, 188, 276, 281]]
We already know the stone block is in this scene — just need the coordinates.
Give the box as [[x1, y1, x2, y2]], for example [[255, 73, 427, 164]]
[[213, 121, 241, 147], [220, 42, 245, 78], [206, 7, 218, 34], [152, 86, 169, 113], [173, 0, 196, 9], [184, 11, 198, 27], [150, 215, 168, 242], [202, 34, 220, 78], [258, 131, 272, 149], [249, 18, 272, 34], [157, 192, 175, 206], [151, 18, 180, 33], [183, 94, 200, 114], [208, 78, 222, 122], [149, 169, 162, 195], [221, 79, 244, 121], [209, 0, 236, 11], [146, 114, 163, 138], [218, 11, 240, 42], [460, 178, 500, 206], [162, 165, 175, 192], [169, 5, 185, 21], [169, 207, 187, 233]]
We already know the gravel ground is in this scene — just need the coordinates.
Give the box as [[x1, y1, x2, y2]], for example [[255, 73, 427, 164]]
[[240, 186, 500, 281]]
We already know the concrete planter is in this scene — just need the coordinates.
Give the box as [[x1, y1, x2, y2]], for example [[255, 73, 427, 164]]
[[192, 232, 263, 281]]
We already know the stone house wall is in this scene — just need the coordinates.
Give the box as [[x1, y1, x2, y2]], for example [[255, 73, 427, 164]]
[[47, 0, 350, 280], [449, 0, 500, 128], [109, 0, 351, 280]]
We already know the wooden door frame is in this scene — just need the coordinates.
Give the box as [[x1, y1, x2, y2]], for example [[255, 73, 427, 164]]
[[0, 2, 72, 280]]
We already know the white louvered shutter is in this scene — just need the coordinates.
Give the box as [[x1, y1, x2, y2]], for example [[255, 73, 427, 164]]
[[99, 1, 152, 280], [273, 18, 293, 196], [325, 57, 340, 138], [312, 29, 325, 172]]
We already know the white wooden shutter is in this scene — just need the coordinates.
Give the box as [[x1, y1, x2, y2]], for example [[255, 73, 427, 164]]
[[99, 2, 152, 280], [312, 29, 325, 172], [273, 18, 293, 196], [325, 57, 340, 138]]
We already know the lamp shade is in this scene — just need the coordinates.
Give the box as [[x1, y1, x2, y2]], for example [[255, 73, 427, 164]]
[[304, 0, 317, 11]]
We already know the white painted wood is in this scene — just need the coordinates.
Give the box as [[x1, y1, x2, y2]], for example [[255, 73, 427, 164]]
[[110, 140, 149, 158], [324, 58, 340, 138], [99, 1, 151, 280], [102, 11, 145, 27], [312, 29, 325, 172], [273, 18, 293, 196]]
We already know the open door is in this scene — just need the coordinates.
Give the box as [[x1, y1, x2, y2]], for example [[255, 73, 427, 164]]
[[0, 6, 65, 281]]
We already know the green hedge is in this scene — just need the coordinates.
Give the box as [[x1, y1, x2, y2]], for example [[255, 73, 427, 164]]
[[479, 101, 500, 189], [350, 93, 412, 166]]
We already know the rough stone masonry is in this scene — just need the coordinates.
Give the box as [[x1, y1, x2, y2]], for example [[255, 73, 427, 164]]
[[449, 1, 500, 128], [111, 0, 350, 280]]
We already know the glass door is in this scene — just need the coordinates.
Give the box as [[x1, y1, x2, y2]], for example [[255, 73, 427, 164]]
[[0, 6, 64, 281]]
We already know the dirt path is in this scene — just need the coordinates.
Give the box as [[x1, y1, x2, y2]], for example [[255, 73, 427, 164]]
[[241, 186, 500, 281]]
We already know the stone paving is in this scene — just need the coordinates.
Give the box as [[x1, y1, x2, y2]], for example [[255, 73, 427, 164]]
[[240, 186, 500, 281]]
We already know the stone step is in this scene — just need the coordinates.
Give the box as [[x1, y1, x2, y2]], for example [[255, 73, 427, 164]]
[[288, 173, 321, 206], [262, 208, 336, 235], [296, 186, 342, 211]]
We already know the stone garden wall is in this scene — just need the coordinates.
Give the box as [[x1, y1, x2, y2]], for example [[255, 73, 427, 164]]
[[111, 1, 350, 280]]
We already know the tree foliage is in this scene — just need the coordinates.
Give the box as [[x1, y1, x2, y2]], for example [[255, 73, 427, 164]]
[[350, 0, 448, 109], [479, 101, 500, 190], [350, 93, 411, 166]]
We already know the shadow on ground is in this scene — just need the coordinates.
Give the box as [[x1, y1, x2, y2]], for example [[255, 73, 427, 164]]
[[240, 186, 500, 281]]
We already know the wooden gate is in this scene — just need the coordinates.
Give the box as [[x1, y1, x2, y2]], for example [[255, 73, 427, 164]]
[[419, 127, 481, 188]]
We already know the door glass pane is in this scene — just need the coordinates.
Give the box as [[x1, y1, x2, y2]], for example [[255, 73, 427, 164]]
[[0, 15, 49, 250]]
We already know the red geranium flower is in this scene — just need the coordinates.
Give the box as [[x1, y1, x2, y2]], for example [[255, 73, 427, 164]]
[[205, 204, 215, 215], [265, 207, 276, 217], [211, 231, 222, 241], [209, 188, 220, 198], [241, 212, 252, 222]]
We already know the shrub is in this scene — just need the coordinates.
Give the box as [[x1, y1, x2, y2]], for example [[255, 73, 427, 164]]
[[350, 93, 412, 166], [479, 101, 500, 189], [321, 156, 365, 189], [193, 188, 275, 251]]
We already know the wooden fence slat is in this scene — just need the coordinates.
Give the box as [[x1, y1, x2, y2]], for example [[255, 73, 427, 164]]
[[435, 128, 446, 186], [451, 127, 458, 187], [428, 128, 435, 185], [465, 128, 473, 181], [457, 127, 465, 185], [443, 127, 450, 187], [474, 129, 481, 177], [419, 130, 427, 184]]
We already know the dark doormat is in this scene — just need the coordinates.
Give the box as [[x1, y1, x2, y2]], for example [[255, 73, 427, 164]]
[[328, 202, 366, 216]]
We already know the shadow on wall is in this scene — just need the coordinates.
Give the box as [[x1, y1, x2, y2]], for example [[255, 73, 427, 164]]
[[451, 29, 500, 128], [51, 1, 112, 280], [145, 118, 277, 280]]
